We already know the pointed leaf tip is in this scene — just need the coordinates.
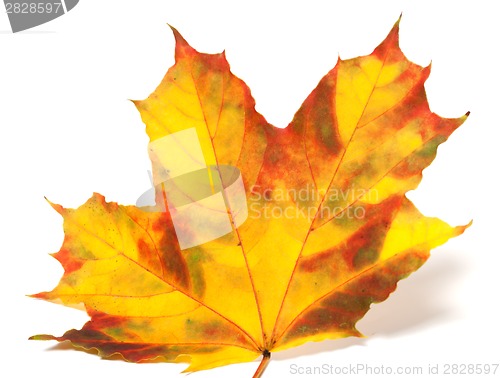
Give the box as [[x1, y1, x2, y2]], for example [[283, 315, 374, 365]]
[[29, 291, 48, 300], [168, 24, 195, 60], [29, 334, 55, 341], [389, 16, 401, 41], [372, 16, 402, 57], [463, 219, 473, 230], [457, 111, 470, 123], [45, 197, 64, 213], [130, 99, 142, 108]]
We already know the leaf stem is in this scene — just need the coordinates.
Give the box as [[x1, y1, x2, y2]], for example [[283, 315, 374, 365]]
[[252, 350, 271, 378]]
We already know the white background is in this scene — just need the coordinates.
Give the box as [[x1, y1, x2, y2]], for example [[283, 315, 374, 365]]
[[1, 1, 499, 377]]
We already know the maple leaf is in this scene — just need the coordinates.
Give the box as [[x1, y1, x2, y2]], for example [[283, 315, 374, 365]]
[[30, 18, 469, 378]]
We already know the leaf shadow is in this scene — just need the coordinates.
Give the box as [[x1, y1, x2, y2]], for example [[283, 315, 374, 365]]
[[273, 248, 467, 361]]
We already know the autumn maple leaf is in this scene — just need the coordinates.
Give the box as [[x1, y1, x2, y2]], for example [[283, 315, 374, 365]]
[[30, 18, 469, 378]]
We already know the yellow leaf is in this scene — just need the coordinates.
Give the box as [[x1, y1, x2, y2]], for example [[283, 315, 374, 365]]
[[31, 18, 469, 377]]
